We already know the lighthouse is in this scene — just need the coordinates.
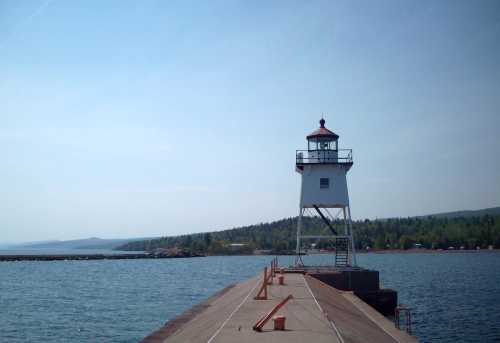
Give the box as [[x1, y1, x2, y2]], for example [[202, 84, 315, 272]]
[[295, 118, 356, 267]]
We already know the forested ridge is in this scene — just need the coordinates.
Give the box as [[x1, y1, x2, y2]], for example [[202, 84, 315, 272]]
[[117, 210, 500, 254]]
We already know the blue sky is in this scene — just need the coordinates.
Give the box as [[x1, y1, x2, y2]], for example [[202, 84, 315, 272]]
[[1, 0, 499, 243]]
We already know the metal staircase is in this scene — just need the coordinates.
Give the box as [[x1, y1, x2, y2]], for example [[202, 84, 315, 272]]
[[335, 237, 349, 267]]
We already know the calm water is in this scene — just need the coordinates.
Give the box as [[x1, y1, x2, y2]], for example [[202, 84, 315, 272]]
[[1, 252, 499, 343]]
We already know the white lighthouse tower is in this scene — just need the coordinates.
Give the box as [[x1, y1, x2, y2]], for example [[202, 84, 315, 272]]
[[295, 118, 356, 267]]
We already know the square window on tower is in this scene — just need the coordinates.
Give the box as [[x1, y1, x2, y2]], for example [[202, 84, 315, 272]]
[[320, 178, 329, 189]]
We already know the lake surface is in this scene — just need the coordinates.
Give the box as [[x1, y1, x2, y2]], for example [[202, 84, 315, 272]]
[[1, 252, 499, 343]]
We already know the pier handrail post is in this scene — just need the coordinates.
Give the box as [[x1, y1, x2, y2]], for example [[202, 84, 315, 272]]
[[394, 308, 400, 329], [407, 310, 412, 335], [268, 263, 273, 285], [264, 267, 268, 297], [254, 267, 268, 300], [271, 257, 277, 277]]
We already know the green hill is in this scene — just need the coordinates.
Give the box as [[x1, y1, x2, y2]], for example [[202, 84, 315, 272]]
[[116, 207, 500, 254]]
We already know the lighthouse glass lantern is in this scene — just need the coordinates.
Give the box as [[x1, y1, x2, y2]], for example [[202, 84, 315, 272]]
[[295, 118, 356, 267], [307, 118, 339, 163]]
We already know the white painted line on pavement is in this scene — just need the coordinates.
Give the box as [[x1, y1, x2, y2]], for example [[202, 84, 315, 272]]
[[303, 274, 345, 343], [207, 278, 261, 343]]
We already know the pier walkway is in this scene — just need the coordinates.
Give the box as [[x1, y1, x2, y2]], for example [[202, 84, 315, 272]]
[[142, 272, 417, 343]]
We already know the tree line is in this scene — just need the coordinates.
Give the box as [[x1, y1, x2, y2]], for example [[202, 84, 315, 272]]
[[117, 214, 500, 254]]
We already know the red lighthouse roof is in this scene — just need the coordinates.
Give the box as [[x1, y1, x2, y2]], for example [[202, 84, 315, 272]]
[[306, 118, 339, 140]]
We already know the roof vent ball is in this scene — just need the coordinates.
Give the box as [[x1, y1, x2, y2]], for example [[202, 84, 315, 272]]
[[319, 118, 326, 128]]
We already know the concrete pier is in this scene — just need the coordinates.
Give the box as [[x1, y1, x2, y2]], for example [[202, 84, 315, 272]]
[[141, 271, 418, 343]]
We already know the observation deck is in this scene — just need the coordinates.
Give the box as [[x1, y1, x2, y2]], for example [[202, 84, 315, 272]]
[[296, 149, 353, 170]]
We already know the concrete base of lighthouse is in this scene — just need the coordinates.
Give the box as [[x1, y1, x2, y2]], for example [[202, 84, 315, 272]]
[[286, 266, 398, 316]]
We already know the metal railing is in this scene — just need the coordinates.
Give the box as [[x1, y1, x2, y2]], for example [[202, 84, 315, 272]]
[[296, 149, 353, 164], [395, 305, 412, 335]]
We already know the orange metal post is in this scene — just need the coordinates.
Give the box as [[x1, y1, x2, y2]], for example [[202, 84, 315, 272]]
[[253, 294, 293, 331], [254, 267, 268, 300], [268, 262, 273, 285]]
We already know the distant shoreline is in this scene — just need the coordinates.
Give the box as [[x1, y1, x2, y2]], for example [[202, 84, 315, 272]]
[[361, 248, 499, 254], [180, 248, 500, 256], [1, 248, 498, 262], [274, 248, 500, 255]]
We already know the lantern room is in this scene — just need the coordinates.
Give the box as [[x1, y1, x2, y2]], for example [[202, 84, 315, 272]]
[[296, 118, 352, 167], [307, 118, 339, 151]]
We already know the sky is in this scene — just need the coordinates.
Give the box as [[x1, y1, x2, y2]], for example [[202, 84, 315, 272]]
[[1, 0, 499, 243]]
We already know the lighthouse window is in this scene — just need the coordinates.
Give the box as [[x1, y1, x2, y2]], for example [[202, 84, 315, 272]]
[[320, 178, 329, 189]]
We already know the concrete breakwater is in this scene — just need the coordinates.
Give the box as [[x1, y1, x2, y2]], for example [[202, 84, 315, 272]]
[[141, 260, 417, 343], [0, 252, 204, 262]]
